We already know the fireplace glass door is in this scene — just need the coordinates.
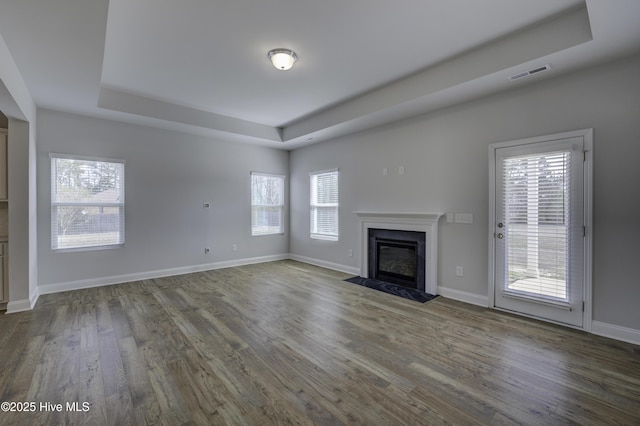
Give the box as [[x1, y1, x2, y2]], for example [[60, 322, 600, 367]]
[[376, 239, 418, 288], [368, 228, 426, 291]]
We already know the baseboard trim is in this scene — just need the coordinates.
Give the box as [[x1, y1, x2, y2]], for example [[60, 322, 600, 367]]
[[38, 254, 290, 296], [437, 285, 489, 307], [7, 298, 34, 314], [288, 254, 360, 276], [5, 286, 40, 314], [210, 254, 291, 270], [591, 321, 640, 346], [6, 299, 32, 313]]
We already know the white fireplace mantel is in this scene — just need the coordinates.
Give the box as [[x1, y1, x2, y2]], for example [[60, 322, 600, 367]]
[[353, 212, 443, 295]]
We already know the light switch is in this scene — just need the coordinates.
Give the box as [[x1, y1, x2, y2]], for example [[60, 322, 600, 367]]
[[455, 213, 473, 224]]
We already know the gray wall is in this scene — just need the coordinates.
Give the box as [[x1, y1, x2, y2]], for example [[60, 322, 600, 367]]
[[37, 109, 289, 286], [290, 53, 640, 330], [34, 53, 640, 330]]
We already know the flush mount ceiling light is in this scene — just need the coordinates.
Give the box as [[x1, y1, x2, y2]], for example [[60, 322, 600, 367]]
[[268, 48, 298, 71]]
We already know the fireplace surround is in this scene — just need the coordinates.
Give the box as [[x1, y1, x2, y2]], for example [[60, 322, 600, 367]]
[[354, 212, 442, 295]]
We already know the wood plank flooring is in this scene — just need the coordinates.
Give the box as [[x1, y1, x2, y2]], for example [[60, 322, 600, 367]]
[[0, 260, 639, 425]]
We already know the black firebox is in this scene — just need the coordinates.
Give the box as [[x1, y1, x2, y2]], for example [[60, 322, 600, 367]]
[[368, 228, 426, 291]]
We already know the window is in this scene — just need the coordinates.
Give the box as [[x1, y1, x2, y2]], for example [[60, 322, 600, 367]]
[[310, 169, 339, 241], [251, 172, 285, 236], [503, 151, 572, 299], [51, 154, 125, 251]]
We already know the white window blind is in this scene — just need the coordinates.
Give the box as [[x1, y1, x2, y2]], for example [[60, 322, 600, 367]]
[[51, 155, 125, 251], [251, 172, 285, 236], [503, 150, 570, 300], [310, 169, 339, 241]]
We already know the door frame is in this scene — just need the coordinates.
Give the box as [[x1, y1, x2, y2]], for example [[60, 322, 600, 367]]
[[488, 129, 593, 331]]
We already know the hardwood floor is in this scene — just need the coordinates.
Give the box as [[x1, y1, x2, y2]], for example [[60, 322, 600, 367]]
[[0, 260, 639, 425]]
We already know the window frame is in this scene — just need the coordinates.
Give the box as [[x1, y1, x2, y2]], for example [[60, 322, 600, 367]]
[[309, 168, 339, 241], [250, 171, 285, 237], [50, 153, 125, 252]]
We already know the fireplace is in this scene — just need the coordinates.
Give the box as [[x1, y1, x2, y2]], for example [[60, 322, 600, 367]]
[[354, 212, 443, 295], [368, 229, 426, 291]]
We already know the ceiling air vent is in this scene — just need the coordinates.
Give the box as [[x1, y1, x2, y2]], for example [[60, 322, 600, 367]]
[[509, 64, 551, 81]]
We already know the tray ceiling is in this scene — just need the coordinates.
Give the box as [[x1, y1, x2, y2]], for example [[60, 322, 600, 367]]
[[1, 0, 640, 148]]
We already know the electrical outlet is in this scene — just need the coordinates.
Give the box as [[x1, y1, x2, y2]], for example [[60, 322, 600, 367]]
[[203, 202, 211, 208], [204, 247, 210, 254], [456, 266, 464, 277], [398, 165, 405, 175], [383, 168, 388, 176], [348, 249, 353, 257], [232, 244, 238, 252]]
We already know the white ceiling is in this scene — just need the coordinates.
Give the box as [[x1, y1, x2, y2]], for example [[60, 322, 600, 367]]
[[1, 0, 640, 149]]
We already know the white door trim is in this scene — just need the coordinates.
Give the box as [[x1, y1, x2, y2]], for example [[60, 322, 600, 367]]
[[488, 128, 593, 331]]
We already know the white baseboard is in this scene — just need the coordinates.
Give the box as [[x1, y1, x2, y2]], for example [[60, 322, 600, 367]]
[[6, 298, 33, 313], [6, 286, 40, 314], [38, 254, 290, 296], [591, 321, 640, 346], [437, 285, 489, 307], [288, 254, 360, 276], [211, 254, 291, 270]]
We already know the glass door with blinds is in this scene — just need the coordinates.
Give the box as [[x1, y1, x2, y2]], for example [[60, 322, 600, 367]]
[[492, 134, 589, 327]]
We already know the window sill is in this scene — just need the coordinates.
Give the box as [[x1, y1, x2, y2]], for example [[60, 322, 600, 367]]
[[52, 243, 124, 254], [251, 232, 285, 237], [310, 234, 339, 242]]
